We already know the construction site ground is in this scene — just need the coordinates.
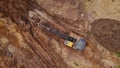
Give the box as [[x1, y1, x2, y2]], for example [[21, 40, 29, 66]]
[[0, 0, 120, 68]]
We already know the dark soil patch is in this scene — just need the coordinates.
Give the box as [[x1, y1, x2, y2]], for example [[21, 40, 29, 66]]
[[91, 19, 120, 52]]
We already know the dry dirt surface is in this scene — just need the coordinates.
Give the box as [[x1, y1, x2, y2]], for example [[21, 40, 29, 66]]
[[0, 0, 120, 68], [91, 19, 120, 52], [84, 0, 120, 22]]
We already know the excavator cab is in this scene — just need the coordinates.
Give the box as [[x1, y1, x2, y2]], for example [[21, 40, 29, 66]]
[[64, 40, 73, 47], [64, 36, 76, 47]]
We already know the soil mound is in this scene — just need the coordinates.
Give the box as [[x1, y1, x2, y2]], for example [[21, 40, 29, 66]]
[[91, 19, 120, 52]]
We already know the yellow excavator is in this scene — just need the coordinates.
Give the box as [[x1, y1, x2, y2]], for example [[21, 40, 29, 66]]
[[39, 23, 86, 50]]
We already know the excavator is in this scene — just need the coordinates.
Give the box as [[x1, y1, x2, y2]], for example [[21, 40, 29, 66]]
[[38, 23, 86, 50], [29, 10, 86, 50]]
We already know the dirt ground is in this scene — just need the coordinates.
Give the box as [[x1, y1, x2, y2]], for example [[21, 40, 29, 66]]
[[0, 0, 120, 68], [84, 0, 120, 22]]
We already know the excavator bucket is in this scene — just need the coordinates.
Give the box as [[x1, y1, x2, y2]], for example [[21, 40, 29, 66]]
[[73, 38, 86, 50]]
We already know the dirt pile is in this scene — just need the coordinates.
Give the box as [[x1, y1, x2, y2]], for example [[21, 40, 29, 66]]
[[91, 19, 120, 52]]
